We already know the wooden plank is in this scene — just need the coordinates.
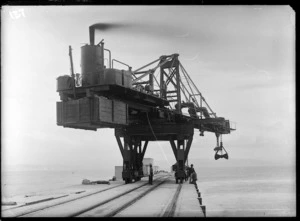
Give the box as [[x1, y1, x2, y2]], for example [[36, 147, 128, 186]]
[[56, 102, 63, 124], [92, 96, 99, 122], [79, 97, 90, 122], [63, 100, 79, 123], [98, 96, 112, 123], [113, 100, 127, 125], [57, 95, 129, 128]]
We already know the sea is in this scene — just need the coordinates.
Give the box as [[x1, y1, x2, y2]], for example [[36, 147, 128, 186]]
[[196, 165, 296, 217], [1, 165, 296, 217], [1, 169, 113, 198]]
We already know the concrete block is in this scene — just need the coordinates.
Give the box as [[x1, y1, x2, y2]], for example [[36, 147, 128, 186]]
[[197, 197, 202, 205], [2, 201, 17, 206], [200, 205, 206, 217], [25, 197, 54, 205]]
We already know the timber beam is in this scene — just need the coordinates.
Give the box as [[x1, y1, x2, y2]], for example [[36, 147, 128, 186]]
[[115, 123, 194, 139]]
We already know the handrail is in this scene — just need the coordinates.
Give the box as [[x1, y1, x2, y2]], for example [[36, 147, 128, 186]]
[[112, 59, 131, 70], [104, 48, 111, 68]]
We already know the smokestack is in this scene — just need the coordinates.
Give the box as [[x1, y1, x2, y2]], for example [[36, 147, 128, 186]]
[[89, 26, 95, 45], [89, 23, 128, 45]]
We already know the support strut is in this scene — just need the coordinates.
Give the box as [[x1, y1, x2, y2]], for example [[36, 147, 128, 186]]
[[115, 133, 148, 184], [115, 123, 194, 184], [170, 135, 193, 184]]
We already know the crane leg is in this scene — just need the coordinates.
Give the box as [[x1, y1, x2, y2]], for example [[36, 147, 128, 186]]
[[170, 135, 193, 183], [115, 134, 147, 184], [133, 138, 145, 181]]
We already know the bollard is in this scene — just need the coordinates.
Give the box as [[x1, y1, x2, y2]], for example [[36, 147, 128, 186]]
[[198, 192, 201, 197], [200, 205, 206, 217], [197, 197, 202, 205]]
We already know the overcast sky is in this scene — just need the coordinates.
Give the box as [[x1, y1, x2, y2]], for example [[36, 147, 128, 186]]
[[1, 6, 295, 173]]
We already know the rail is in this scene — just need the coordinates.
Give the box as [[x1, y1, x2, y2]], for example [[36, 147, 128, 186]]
[[14, 175, 170, 217], [101, 176, 170, 217], [112, 59, 131, 70], [162, 184, 182, 217], [104, 48, 111, 68], [2, 183, 125, 217]]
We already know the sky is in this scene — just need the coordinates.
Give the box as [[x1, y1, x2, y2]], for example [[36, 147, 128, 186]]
[[1, 6, 295, 174]]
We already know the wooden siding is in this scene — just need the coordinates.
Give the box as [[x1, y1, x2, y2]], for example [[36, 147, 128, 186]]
[[56, 96, 128, 128]]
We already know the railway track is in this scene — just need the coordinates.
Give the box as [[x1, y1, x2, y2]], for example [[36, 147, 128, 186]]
[[3, 174, 160, 217], [77, 175, 182, 217], [77, 175, 173, 217], [2, 182, 125, 217], [3, 173, 197, 217], [113, 177, 182, 217], [2, 183, 124, 212], [10, 174, 174, 217], [163, 183, 182, 217]]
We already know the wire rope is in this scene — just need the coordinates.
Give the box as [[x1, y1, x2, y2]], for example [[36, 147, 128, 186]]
[[145, 112, 171, 165]]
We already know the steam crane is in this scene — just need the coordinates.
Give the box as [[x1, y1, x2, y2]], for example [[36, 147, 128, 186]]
[[56, 25, 236, 184]]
